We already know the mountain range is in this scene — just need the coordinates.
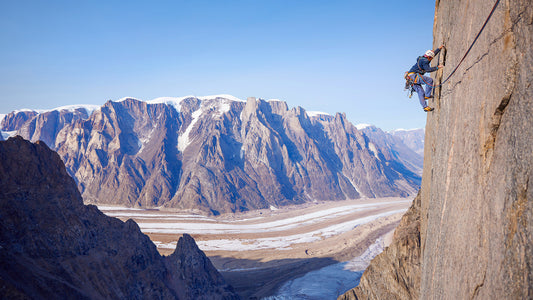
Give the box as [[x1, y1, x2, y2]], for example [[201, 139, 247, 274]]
[[1, 95, 423, 214]]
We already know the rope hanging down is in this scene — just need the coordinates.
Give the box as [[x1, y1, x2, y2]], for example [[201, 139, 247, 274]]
[[422, 0, 501, 88]]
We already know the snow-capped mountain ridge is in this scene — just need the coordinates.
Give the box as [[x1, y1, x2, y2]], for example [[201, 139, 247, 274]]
[[7, 104, 100, 116], [2, 95, 423, 213]]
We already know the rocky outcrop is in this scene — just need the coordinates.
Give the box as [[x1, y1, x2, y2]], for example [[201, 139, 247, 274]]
[[340, 0, 533, 299], [339, 193, 421, 300], [2, 96, 422, 214], [0, 136, 239, 299], [168, 234, 236, 299]]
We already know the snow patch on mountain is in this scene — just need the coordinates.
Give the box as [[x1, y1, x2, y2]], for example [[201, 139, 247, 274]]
[[176, 96, 239, 152], [116, 96, 142, 102], [12, 108, 45, 114], [122, 95, 245, 113], [356, 123, 373, 130], [138, 125, 157, 154], [148, 97, 190, 112], [4, 105, 99, 119], [50, 104, 100, 116], [307, 111, 331, 117], [198, 94, 245, 102], [368, 143, 379, 159], [347, 177, 364, 197], [178, 108, 202, 152]]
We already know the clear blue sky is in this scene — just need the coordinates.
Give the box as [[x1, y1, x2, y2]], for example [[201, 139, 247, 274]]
[[0, 0, 436, 131]]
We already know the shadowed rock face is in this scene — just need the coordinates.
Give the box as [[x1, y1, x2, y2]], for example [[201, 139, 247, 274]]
[[0, 136, 239, 300], [339, 193, 421, 300], [1, 97, 422, 214], [340, 0, 533, 299]]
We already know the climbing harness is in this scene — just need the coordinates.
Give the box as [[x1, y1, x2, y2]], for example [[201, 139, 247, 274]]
[[405, 0, 501, 90], [404, 57, 439, 95], [404, 72, 417, 98]]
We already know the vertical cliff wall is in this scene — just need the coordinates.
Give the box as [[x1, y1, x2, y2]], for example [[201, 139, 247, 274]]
[[421, 0, 532, 298], [340, 0, 532, 299]]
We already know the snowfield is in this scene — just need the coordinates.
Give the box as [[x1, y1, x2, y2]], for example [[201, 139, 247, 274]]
[[134, 200, 409, 237], [99, 197, 412, 299], [142, 208, 405, 251]]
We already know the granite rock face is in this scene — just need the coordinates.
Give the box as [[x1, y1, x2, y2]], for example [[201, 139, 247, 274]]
[[421, 0, 533, 298], [0, 136, 239, 299], [340, 0, 533, 299], [1, 96, 421, 214]]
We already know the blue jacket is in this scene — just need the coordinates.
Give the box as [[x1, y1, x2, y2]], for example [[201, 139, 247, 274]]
[[409, 48, 441, 74]]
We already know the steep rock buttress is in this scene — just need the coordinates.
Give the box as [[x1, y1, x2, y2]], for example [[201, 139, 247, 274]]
[[340, 0, 532, 299]]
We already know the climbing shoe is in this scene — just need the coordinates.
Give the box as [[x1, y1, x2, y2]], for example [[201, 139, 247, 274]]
[[424, 95, 434, 99], [424, 106, 434, 112]]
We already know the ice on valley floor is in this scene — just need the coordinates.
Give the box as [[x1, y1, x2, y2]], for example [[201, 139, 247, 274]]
[[153, 209, 405, 251], [102, 212, 216, 220], [96, 206, 145, 211], [134, 201, 409, 235], [264, 237, 385, 300]]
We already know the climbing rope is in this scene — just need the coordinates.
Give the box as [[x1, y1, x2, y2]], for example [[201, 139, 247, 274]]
[[418, 0, 501, 88]]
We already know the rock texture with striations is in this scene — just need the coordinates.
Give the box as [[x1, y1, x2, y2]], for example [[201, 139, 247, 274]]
[[340, 0, 532, 299], [421, 0, 532, 298], [0, 136, 239, 299]]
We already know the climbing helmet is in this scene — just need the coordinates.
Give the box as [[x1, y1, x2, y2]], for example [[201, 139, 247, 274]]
[[425, 50, 435, 58]]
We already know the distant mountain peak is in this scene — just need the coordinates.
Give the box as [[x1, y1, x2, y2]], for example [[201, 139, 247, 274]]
[[389, 128, 424, 133]]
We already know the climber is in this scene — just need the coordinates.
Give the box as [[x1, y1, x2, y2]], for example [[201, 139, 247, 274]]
[[406, 45, 445, 112]]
